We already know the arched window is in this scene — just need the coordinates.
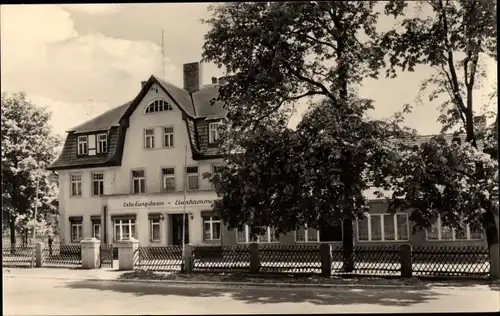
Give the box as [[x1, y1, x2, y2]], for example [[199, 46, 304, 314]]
[[145, 100, 173, 113]]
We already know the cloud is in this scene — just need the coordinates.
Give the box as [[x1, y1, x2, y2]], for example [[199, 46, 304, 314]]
[[1, 5, 176, 137], [62, 4, 123, 15], [26, 94, 113, 136]]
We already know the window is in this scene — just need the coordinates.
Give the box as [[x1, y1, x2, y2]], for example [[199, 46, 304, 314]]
[[357, 213, 409, 242], [114, 219, 136, 242], [295, 225, 320, 243], [162, 168, 176, 192], [145, 100, 172, 113], [426, 216, 483, 241], [93, 222, 101, 239], [163, 127, 174, 147], [203, 216, 221, 241], [97, 133, 107, 154], [132, 170, 146, 194], [237, 225, 278, 243], [150, 218, 161, 242], [186, 166, 199, 190], [144, 128, 155, 149], [295, 222, 343, 242], [77, 136, 88, 155], [70, 174, 82, 197], [92, 173, 104, 196], [71, 220, 83, 243], [209, 122, 221, 143]]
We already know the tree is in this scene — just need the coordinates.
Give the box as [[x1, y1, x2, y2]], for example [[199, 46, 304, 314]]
[[203, 1, 391, 270], [206, 95, 408, 270], [1, 92, 61, 248], [386, 136, 498, 233], [380, 0, 499, 277], [203, 1, 386, 133]]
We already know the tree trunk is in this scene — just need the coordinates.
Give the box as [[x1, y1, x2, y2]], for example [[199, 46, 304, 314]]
[[9, 217, 16, 254], [482, 211, 500, 280], [333, 15, 355, 273], [342, 220, 354, 272]]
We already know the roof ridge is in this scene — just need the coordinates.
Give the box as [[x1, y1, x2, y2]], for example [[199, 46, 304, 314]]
[[153, 76, 197, 118]]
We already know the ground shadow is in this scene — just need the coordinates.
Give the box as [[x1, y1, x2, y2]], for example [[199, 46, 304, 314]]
[[63, 279, 442, 307], [115, 270, 500, 291]]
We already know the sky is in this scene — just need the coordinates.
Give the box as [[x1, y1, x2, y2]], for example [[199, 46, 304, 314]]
[[1, 3, 497, 138]]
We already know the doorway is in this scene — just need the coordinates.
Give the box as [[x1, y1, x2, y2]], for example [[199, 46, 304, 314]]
[[171, 214, 189, 245]]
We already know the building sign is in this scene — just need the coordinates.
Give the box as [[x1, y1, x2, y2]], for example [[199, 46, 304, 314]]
[[114, 196, 217, 209], [123, 201, 165, 208], [174, 199, 216, 206]]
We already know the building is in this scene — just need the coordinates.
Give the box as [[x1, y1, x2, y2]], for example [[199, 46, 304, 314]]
[[47, 62, 489, 248]]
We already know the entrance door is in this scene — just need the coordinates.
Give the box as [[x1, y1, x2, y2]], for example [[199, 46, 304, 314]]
[[171, 214, 189, 245]]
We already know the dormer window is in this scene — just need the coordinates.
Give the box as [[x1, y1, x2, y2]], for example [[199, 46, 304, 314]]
[[77, 136, 88, 155], [145, 100, 172, 113], [209, 121, 222, 143], [76, 132, 108, 156], [97, 133, 107, 154]]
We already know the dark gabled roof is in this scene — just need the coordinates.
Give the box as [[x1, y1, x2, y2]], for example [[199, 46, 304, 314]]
[[48, 127, 123, 170], [156, 77, 196, 117], [48, 75, 225, 170], [399, 133, 486, 150], [68, 101, 131, 133], [192, 84, 227, 119]]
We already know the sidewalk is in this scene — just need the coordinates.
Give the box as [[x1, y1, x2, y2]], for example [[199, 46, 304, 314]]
[[3, 267, 120, 281], [4, 267, 499, 290]]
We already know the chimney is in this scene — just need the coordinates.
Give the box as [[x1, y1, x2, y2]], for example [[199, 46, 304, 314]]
[[183, 62, 201, 93], [474, 115, 487, 130], [141, 81, 147, 88], [211, 77, 218, 84]]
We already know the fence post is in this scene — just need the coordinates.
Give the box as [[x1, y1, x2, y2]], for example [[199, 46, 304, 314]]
[[249, 243, 260, 273], [320, 244, 332, 277], [117, 237, 139, 271], [183, 244, 194, 273], [81, 238, 101, 269], [35, 242, 45, 268], [399, 244, 412, 278], [489, 245, 500, 280]]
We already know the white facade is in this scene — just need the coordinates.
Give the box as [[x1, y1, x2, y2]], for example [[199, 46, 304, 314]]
[[57, 83, 223, 246]]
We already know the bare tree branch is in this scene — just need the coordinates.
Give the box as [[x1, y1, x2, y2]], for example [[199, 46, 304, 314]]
[[468, 42, 481, 92], [435, 64, 468, 127], [438, 0, 469, 115]]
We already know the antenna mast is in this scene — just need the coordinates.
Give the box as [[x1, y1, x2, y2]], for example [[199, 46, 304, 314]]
[[161, 29, 165, 80]]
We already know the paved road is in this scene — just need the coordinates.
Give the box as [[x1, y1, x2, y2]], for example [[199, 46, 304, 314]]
[[3, 276, 499, 315]]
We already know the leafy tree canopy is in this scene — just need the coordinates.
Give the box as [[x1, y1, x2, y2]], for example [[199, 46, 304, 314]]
[[202, 1, 386, 135], [381, 0, 497, 143], [379, 0, 499, 251], [1, 92, 61, 243], [386, 135, 498, 234], [208, 96, 410, 237]]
